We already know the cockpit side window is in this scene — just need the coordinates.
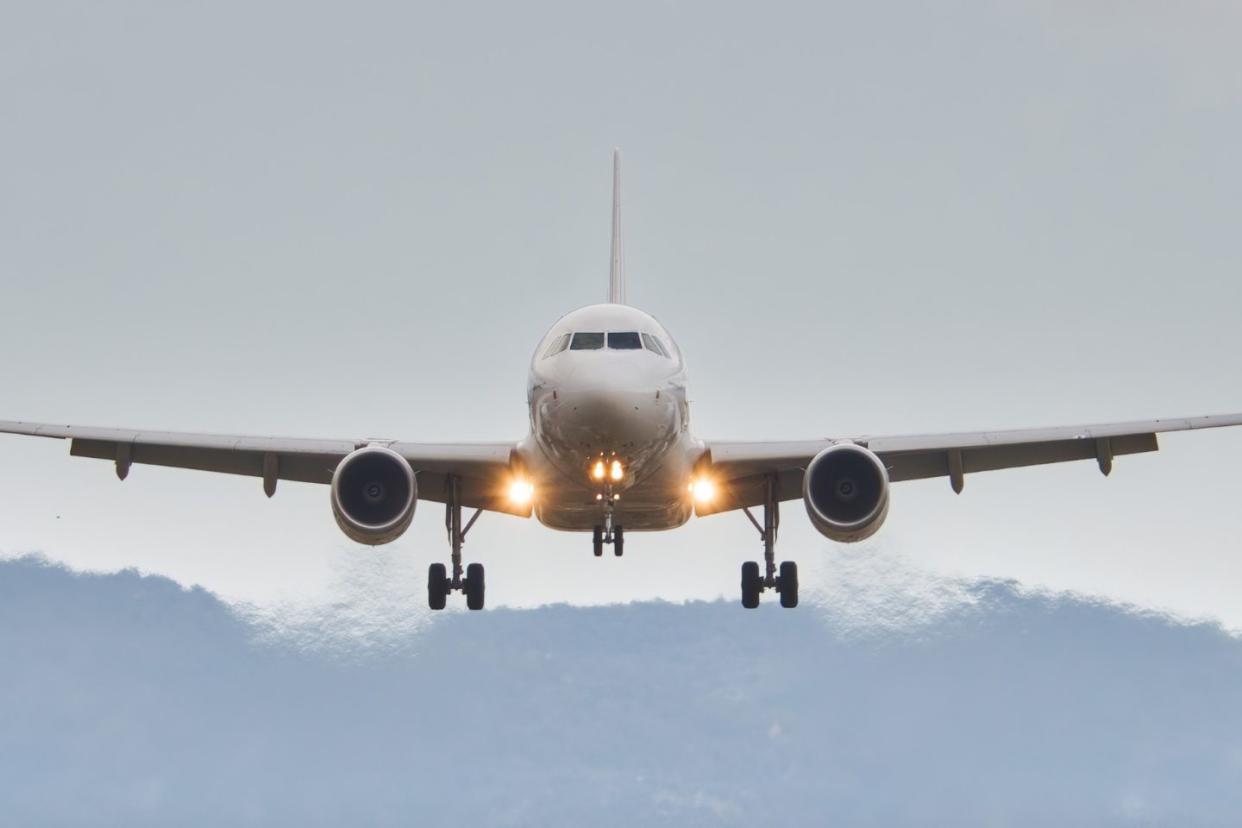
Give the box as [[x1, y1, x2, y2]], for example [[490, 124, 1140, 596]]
[[570, 332, 605, 350], [607, 331, 643, 350], [641, 333, 670, 357], [543, 333, 571, 358]]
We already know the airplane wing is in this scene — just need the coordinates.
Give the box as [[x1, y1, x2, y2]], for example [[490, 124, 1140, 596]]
[[697, 413, 1242, 516], [0, 420, 526, 516]]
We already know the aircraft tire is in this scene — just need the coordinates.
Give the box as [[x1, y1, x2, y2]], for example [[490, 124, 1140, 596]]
[[428, 563, 449, 611], [613, 525, 624, 557], [779, 561, 798, 609], [741, 561, 761, 609], [465, 563, 486, 611], [593, 525, 604, 557]]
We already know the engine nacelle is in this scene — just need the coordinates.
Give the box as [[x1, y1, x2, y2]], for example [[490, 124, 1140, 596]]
[[330, 446, 417, 545], [803, 443, 890, 543]]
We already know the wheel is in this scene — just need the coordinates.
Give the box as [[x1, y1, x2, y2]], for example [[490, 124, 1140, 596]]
[[613, 525, 624, 557], [427, 563, 448, 611], [592, 525, 604, 557], [465, 562, 485, 611], [778, 561, 799, 609], [741, 561, 761, 609]]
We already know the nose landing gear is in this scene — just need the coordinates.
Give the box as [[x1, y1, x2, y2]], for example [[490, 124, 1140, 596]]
[[592, 520, 625, 556], [593, 523, 624, 556], [592, 482, 625, 556], [427, 476, 486, 611], [740, 474, 798, 609]]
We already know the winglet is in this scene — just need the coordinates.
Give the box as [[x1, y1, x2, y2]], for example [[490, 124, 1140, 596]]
[[608, 149, 625, 305]]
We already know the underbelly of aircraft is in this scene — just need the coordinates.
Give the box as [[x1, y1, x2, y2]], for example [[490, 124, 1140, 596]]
[[535, 490, 693, 532], [519, 431, 703, 532]]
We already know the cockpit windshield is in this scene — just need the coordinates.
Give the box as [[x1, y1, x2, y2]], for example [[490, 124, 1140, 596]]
[[607, 331, 642, 350], [543, 333, 571, 358], [570, 332, 605, 350], [544, 330, 671, 358], [641, 333, 670, 357]]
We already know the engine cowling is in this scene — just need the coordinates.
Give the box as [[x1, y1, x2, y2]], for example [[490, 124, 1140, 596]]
[[803, 443, 890, 543], [330, 446, 417, 545]]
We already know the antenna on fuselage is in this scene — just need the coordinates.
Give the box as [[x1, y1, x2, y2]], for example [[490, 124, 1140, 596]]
[[608, 148, 625, 305]]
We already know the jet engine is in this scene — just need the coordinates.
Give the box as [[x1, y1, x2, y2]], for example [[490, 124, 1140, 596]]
[[330, 446, 417, 545], [803, 443, 890, 543]]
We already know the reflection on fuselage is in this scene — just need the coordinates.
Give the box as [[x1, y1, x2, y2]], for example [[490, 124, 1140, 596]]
[[518, 303, 701, 532]]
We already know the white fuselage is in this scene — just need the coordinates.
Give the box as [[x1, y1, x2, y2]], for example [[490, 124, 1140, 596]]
[[518, 303, 704, 531]]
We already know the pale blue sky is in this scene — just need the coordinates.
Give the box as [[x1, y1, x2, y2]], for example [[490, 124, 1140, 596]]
[[2, 1, 1241, 625]]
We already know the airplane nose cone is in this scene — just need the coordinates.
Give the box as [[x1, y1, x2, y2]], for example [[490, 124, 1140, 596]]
[[553, 386, 677, 456]]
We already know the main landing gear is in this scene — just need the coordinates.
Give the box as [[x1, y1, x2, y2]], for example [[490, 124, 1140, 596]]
[[592, 480, 625, 557], [427, 476, 486, 611], [740, 474, 798, 609]]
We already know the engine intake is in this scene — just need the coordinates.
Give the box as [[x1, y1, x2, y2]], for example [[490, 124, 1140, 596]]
[[803, 443, 890, 543], [331, 446, 417, 545]]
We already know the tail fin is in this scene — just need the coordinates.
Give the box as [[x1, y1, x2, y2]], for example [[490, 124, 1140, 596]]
[[608, 149, 625, 305]]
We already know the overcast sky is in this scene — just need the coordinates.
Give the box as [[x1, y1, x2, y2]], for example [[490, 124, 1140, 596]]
[[2, 1, 1241, 627]]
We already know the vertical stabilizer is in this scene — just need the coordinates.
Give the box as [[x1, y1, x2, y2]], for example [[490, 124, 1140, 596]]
[[608, 149, 625, 304]]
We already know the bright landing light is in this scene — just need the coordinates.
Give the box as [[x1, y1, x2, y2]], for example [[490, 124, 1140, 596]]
[[592, 460, 607, 481], [508, 479, 535, 505], [609, 460, 624, 481], [689, 478, 716, 503]]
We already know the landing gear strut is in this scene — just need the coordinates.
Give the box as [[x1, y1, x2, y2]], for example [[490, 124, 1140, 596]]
[[427, 476, 486, 610], [740, 473, 798, 608], [592, 480, 624, 556]]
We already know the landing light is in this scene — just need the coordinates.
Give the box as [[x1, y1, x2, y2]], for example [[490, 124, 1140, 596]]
[[609, 460, 624, 481], [508, 479, 535, 505], [592, 460, 607, 481], [689, 478, 716, 503]]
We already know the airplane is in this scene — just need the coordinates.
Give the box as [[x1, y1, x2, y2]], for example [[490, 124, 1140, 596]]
[[4, 150, 1242, 612]]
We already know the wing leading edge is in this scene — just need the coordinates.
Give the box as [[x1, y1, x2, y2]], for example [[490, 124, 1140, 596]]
[[698, 412, 1242, 516], [0, 420, 526, 516]]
